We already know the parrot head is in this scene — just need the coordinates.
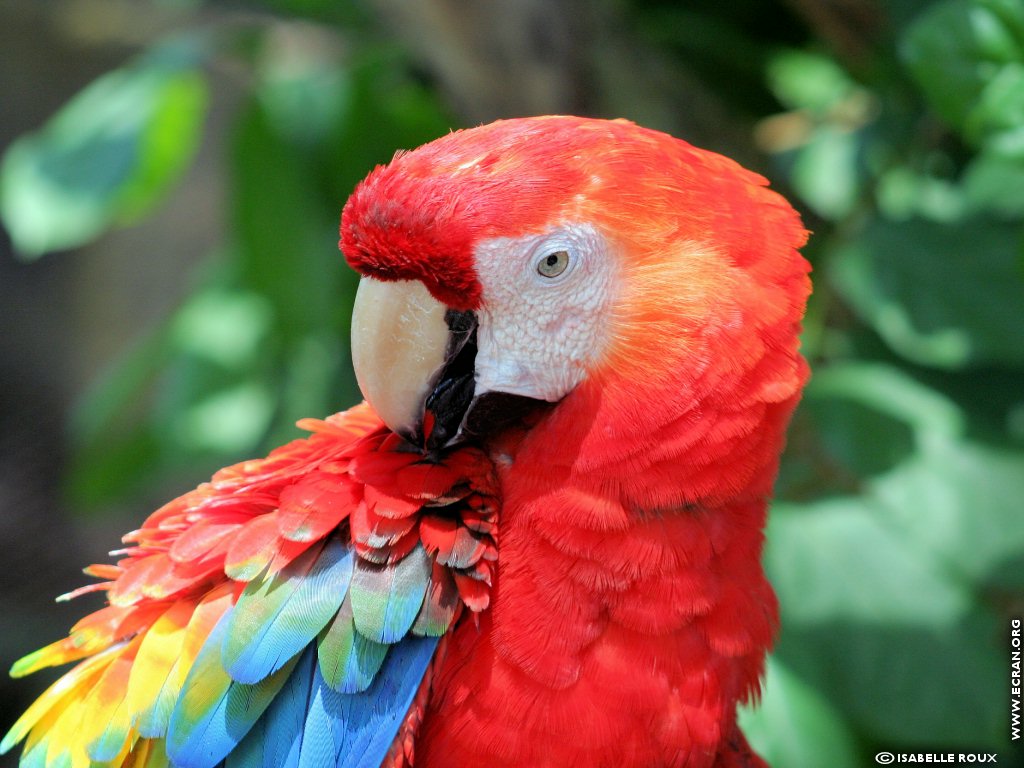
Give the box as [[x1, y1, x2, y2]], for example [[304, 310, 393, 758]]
[[341, 116, 810, 464]]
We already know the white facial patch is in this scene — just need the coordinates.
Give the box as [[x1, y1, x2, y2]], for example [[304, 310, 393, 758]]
[[471, 223, 618, 403]]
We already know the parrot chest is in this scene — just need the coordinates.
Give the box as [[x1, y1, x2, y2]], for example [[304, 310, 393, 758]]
[[418, 482, 774, 768]]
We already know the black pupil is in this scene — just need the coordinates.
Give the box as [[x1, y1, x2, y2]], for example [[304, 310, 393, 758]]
[[546, 253, 560, 267]]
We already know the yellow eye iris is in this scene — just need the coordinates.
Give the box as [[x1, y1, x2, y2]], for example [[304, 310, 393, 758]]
[[537, 250, 570, 278]]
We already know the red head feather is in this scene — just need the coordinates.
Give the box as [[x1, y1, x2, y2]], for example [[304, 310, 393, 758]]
[[340, 117, 619, 310], [340, 116, 807, 316]]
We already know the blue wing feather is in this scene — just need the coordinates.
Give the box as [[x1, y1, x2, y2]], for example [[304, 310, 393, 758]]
[[229, 645, 317, 768], [260, 645, 316, 768], [224, 538, 354, 684], [337, 633, 439, 768], [167, 613, 300, 768], [296, 679, 338, 768], [295, 634, 439, 768], [217, 632, 437, 768], [224, 724, 264, 768]]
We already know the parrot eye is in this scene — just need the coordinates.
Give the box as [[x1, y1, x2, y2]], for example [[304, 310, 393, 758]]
[[537, 250, 570, 278]]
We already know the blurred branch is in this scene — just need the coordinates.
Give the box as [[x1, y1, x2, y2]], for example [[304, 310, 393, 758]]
[[363, 0, 759, 165], [363, 0, 591, 121], [783, 0, 886, 67]]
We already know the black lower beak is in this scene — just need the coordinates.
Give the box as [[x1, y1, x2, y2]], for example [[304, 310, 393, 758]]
[[422, 310, 551, 452], [423, 310, 478, 451]]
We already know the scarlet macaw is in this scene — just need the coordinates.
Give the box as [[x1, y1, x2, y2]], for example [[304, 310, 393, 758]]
[[2, 116, 810, 768]]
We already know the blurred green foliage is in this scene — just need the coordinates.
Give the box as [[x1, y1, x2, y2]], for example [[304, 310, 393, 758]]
[[1, 37, 208, 257], [3, 0, 1023, 764]]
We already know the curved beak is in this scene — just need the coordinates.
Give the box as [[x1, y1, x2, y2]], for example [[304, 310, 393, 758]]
[[350, 277, 477, 449]]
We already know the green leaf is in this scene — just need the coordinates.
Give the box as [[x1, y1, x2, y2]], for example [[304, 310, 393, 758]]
[[809, 363, 966, 439], [964, 148, 1024, 217], [800, 363, 1024, 585], [876, 166, 968, 223], [767, 499, 973, 626], [739, 658, 861, 768], [831, 216, 1024, 368], [322, 53, 454, 200], [0, 38, 209, 257], [171, 288, 274, 369], [776, 610, 1005, 745], [903, 0, 1024, 143], [767, 500, 1005, 744], [966, 61, 1024, 151], [800, 394, 916, 481], [173, 381, 275, 454], [768, 364, 1022, 746], [256, 38, 351, 147], [252, 0, 370, 26], [767, 50, 855, 114], [790, 125, 861, 221], [873, 436, 1024, 588], [231, 100, 338, 339]]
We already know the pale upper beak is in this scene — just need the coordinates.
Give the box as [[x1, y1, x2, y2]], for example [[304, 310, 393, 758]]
[[350, 277, 477, 449]]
